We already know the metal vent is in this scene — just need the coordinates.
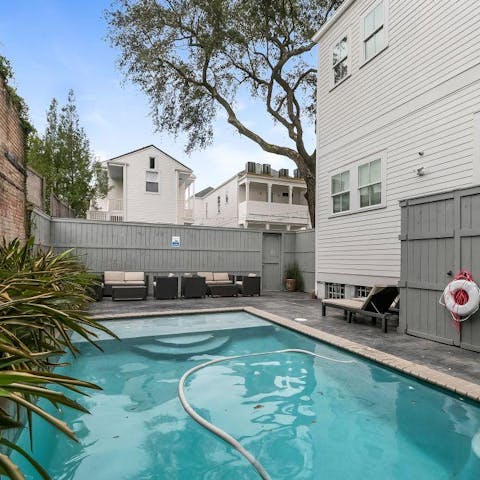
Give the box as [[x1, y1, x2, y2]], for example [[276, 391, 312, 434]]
[[246, 162, 256, 173], [293, 168, 302, 178], [262, 164, 271, 175], [279, 168, 289, 177]]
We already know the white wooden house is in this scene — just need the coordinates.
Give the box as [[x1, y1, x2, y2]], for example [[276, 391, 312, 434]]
[[194, 163, 310, 230], [313, 0, 480, 298], [87, 145, 195, 225]]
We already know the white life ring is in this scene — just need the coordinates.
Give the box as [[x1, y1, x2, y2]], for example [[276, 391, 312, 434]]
[[442, 279, 480, 318]]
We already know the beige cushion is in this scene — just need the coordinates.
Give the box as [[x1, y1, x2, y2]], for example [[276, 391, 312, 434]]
[[207, 280, 231, 285], [124, 272, 144, 281], [247, 273, 257, 277], [184, 272, 192, 277], [124, 280, 145, 285], [104, 271, 125, 282], [213, 272, 229, 281], [105, 280, 126, 285], [198, 271, 214, 281], [168, 273, 176, 278], [322, 298, 365, 309], [235, 281, 243, 286]]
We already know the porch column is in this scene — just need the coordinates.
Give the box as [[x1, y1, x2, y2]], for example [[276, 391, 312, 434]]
[[288, 185, 293, 205], [265, 223, 270, 230], [286, 225, 291, 231], [245, 181, 250, 201], [267, 183, 272, 203]]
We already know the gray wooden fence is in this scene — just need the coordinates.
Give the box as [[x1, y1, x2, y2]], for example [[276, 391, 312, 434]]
[[399, 186, 480, 352], [31, 211, 315, 293]]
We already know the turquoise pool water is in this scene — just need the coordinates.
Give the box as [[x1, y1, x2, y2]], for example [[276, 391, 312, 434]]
[[13, 312, 480, 479]]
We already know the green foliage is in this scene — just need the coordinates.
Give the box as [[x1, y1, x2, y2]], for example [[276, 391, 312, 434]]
[[284, 262, 304, 292], [106, 0, 343, 225], [27, 91, 109, 217], [0, 238, 117, 480], [0, 54, 34, 137]]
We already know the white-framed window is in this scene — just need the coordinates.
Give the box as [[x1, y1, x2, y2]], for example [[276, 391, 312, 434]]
[[355, 285, 372, 298], [145, 171, 159, 193], [332, 34, 349, 86], [358, 158, 382, 208], [331, 170, 350, 213], [326, 283, 345, 299], [217, 195, 221, 213], [362, 0, 387, 62]]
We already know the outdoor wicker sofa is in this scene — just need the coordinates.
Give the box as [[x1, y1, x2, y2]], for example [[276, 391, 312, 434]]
[[320, 286, 399, 333], [197, 272, 237, 297], [102, 271, 148, 296]]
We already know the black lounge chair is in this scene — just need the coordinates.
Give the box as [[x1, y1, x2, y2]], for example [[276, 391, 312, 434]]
[[321, 286, 399, 333], [153, 276, 178, 300], [181, 275, 206, 299]]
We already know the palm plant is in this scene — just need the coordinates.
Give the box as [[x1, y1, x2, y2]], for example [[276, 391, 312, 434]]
[[0, 238, 117, 479]]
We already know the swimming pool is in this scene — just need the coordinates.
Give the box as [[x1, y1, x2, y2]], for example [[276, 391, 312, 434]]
[[13, 311, 480, 479]]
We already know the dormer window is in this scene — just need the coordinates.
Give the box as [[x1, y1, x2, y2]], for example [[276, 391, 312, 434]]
[[332, 36, 348, 85], [149, 157, 155, 169], [363, 1, 386, 62]]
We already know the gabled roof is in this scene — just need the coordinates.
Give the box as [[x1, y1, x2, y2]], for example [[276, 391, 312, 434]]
[[107, 144, 192, 172], [195, 186, 214, 198]]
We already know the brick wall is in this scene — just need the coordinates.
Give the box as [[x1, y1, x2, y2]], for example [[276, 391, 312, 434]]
[[0, 80, 26, 242]]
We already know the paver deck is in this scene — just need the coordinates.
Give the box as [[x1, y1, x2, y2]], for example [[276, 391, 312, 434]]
[[90, 291, 480, 391]]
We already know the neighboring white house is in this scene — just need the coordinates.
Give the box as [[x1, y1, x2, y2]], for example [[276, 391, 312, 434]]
[[313, 0, 480, 298], [194, 162, 311, 230], [87, 145, 195, 225]]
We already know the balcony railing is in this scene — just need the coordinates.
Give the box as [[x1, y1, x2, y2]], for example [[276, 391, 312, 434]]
[[238, 200, 309, 225]]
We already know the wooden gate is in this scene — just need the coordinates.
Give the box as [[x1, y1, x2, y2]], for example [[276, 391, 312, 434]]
[[399, 186, 480, 351]]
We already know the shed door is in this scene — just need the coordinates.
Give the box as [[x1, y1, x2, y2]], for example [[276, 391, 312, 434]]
[[262, 233, 282, 291]]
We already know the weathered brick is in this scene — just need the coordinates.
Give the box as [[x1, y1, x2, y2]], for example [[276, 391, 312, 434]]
[[0, 80, 26, 242]]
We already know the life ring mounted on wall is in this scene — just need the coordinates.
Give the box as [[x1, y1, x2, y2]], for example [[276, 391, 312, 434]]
[[440, 271, 480, 329]]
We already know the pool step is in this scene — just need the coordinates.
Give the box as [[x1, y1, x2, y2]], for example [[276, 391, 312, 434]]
[[133, 335, 230, 358], [154, 333, 214, 347]]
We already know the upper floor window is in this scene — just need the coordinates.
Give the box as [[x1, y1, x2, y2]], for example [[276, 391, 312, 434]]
[[358, 159, 381, 207], [363, 1, 386, 61], [332, 36, 348, 85], [205, 203, 208, 218], [146, 171, 159, 193], [149, 157, 156, 169], [331, 171, 350, 213], [225, 192, 229, 204], [217, 195, 221, 213]]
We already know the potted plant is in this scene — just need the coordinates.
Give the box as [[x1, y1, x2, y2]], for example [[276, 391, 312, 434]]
[[284, 262, 304, 292]]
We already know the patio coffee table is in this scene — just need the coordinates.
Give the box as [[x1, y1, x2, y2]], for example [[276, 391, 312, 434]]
[[112, 285, 147, 301], [208, 284, 239, 297]]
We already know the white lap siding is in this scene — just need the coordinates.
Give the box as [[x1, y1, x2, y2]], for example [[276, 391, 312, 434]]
[[314, 0, 480, 297]]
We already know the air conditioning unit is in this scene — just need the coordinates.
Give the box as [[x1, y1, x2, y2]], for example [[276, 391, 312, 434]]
[[279, 168, 289, 177], [246, 162, 256, 173], [262, 164, 271, 175], [293, 168, 302, 178]]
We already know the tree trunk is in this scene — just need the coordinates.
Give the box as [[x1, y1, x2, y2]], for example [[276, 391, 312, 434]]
[[304, 172, 316, 228]]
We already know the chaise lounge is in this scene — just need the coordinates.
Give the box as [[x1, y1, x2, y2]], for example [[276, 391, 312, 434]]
[[320, 285, 399, 332], [102, 271, 148, 297]]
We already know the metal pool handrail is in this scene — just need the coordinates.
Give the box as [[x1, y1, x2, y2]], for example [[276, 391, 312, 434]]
[[178, 348, 356, 480]]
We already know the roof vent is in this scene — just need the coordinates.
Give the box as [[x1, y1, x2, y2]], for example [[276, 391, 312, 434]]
[[279, 168, 289, 177], [262, 164, 271, 175], [293, 168, 302, 178], [246, 162, 256, 173]]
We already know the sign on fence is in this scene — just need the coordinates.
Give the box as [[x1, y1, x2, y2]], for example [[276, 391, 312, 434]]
[[171, 236, 181, 248]]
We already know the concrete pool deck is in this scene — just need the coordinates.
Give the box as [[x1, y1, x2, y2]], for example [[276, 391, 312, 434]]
[[90, 291, 480, 402]]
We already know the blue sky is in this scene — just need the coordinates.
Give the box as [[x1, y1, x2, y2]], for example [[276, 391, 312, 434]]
[[0, 0, 314, 191]]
